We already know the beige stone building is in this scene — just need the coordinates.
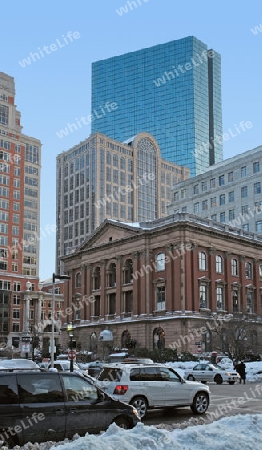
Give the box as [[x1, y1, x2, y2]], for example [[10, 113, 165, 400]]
[[56, 132, 190, 273]]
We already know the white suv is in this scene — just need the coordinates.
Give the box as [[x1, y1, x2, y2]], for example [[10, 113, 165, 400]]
[[97, 363, 210, 418]]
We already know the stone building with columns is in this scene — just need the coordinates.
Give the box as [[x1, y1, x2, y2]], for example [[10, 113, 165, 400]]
[[61, 213, 262, 357], [9, 279, 64, 357]]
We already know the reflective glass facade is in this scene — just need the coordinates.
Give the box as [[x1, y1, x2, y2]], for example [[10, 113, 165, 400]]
[[91, 37, 223, 176]]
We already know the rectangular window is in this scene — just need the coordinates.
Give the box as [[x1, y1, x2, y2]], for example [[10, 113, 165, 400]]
[[216, 286, 224, 310], [228, 191, 234, 202], [243, 223, 249, 231], [0, 105, 9, 125], [256, 221, 262, 233], [220, 194, 225, 205], [254, 182, 261, 194], [210, 197, 216, 207], [113, 170, 118, 183], [194, 202, 200, 214], [199, 285, 207, 308], [220, 212, 225, 223], [202, 200, 208, 211], [219, 175, 225, 186], [253, 161, 260, 174], [12, 263, 18, 272], [156, 286, 165, 311], [202, 181, 207, 192], [193, 185, 199, 194], [241, 166, 247, 177], [228, 171, 233, 182], [229, 210, 235, 220], [241, 186, 248, 198], [210, 178, 216, 189]]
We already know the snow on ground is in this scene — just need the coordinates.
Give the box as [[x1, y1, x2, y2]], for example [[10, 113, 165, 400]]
[[46, 414, 262, 450]]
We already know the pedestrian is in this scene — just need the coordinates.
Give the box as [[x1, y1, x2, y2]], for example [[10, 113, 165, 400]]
[[237, 361, 246, 384]]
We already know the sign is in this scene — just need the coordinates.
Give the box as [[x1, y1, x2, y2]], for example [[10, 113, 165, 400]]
[[22, 343, 30, 353], [196, 345, 202, 353], [195, 342, 201, 345], [49, 346, 56, 353], [68, 350, 76, 361]]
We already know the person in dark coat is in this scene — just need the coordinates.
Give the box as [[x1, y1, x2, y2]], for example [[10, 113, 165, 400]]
[[236, 361, 246, 384]]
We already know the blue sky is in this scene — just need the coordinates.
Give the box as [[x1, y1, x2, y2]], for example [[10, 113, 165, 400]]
[[1, 0, 262, 280]]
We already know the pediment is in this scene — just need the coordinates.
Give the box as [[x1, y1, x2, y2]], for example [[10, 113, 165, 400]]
[[78, 219, 143, 252]]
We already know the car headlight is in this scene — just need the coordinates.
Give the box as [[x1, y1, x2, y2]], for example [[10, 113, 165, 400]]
[[225, 372, 231, 376]]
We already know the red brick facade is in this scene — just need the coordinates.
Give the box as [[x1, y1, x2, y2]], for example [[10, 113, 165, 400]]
[[61, 215, 262, 356]]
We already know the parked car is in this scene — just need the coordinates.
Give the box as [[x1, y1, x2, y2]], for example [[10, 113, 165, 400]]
[[0, 371, 140, 447], [96, 363, 210, 419], [0, 359, 41, 371], [86, 362, 104, 378], [184, 363, 240, 385]]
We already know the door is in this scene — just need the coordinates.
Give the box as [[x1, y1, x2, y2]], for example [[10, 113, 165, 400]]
[[17, 373, 66, 444], [61, 374, 109, 436], [159, 367, 192, 406], [0, 374, 21, 445], [133, 367, 164, 406]]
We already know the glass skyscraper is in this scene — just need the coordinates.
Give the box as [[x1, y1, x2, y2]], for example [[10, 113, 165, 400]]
[[91, 36, 223, 176]]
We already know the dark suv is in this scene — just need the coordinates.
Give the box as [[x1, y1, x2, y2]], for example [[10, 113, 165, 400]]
[[0, 371, 140, 447]]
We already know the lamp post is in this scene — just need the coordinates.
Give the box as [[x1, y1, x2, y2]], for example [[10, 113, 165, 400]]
[[67, 323, 74, 372], [51, 273, 70, 368]]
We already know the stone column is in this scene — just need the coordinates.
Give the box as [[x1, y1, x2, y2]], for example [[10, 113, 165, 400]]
[[132, 252, 139, 316], [208, 247, 216, 311], [116, 256, 122, 318], [165, 244, 173, 313], [100, 260, 106, 318]]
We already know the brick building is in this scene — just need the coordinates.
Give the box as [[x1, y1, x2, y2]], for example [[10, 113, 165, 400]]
[[61, 213, 262, 356], [0, 72, 42, 350]]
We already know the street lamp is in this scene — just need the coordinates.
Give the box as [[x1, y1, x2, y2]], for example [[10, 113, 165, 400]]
[[67, 323, 74, 372], [51, 273, 70, 368]]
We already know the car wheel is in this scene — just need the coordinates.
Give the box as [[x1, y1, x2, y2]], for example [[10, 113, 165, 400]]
[[187, 374, 195, 381], [214, 374, 223, 385], [113, 416, 131, 429], [228, 381, 235, 385], [130, 396, 148, 419], [190, 392, 209, 414]]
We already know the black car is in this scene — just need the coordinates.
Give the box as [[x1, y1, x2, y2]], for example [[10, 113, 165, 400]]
[[0, 371, 140, 448]]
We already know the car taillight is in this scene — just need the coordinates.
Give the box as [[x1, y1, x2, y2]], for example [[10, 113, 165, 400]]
[[113, 385, 129, 395]]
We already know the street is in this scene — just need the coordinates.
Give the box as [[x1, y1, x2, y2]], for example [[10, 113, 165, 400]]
[[144, 382, 262, 426]]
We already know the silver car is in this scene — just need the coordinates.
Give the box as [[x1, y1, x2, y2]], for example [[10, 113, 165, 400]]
[[184, 363, 240, 385], [97, 363, 210, 418]]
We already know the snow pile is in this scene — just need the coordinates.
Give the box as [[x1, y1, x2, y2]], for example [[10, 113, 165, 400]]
[[9, 414, 262, 450]]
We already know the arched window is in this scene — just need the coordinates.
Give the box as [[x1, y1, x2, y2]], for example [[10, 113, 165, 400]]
[[156, 253, 165, 271], [215, 255, 223, 273], [198, 251, 207, 270], [75, 272, 81, 288], [231, 258, 238, 276]]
